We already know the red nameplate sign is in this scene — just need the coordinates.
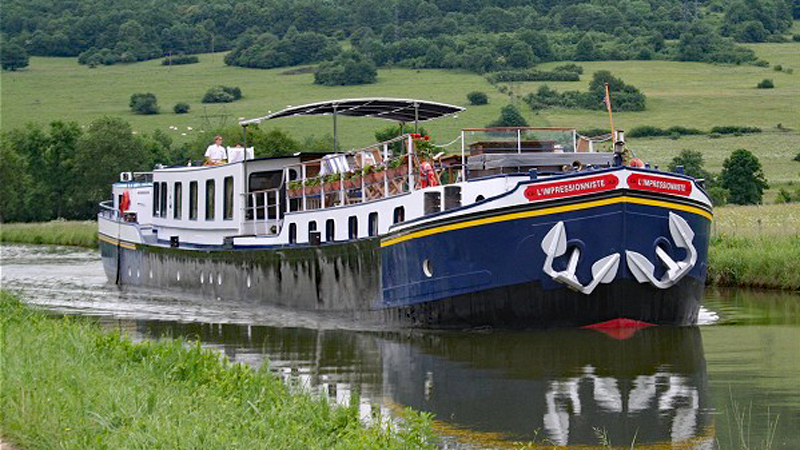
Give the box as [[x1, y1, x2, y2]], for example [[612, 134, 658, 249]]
[[524, 174, 618, 201], [628, 173, 691, 196]]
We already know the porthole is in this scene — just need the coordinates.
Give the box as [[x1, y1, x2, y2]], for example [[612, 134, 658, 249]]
[[200, 273, 204, 284], [475, 195, 485, 203], [217, 273, 223, 285], [176, 271, 181, 281], [247, 275, 252, 289], [422, 259, 434, 278]]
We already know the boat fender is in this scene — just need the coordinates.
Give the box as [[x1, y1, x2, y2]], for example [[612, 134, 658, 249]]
[[419, 161, 440, 188], [120, 190, 131, 212], [629, 158, 645, 168]]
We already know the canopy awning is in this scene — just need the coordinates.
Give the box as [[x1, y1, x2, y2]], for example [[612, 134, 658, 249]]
[[240, 98, 464, 126]]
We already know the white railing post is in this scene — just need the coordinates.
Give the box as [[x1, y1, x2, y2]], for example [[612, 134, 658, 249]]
[[460, 130, 466, 182], [383, 143, 389, 198], [301, 164, 307, 212], [407, 134, 414, 192], [517, 129, 522, 154]]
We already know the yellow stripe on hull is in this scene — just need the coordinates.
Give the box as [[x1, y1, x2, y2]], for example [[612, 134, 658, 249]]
[[98, 233, 138, 250], [381, 195, 712, 248]]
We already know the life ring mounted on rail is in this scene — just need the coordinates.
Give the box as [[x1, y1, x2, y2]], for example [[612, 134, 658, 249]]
[[120, 190, 131, 212]]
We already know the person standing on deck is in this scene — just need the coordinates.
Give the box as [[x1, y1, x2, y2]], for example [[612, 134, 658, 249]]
[[204, 136, 227, 165]]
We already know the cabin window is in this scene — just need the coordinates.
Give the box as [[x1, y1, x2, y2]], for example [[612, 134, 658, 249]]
[[368, 212, 379, 237], [289, 223, 297, 244], [348, 216, 358, 239], [160, 182, 168, 218], [205, 179, 215, 221], [223, 176, 234, 220], [393, 206, 405, 224], [189, 181, 198, 220], [152, 182, 160, 217], [173, 182, 182, 220], [325, 219, 335, 242], [308, 221, 317, 242], [248, 170, 283, 191]]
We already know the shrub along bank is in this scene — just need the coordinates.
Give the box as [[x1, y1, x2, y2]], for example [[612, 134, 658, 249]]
[[0, 291, 437, 450], [0, 220, 98, 248]]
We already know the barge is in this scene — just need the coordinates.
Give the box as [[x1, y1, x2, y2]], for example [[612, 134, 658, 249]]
[[98, 98, 712, 328]]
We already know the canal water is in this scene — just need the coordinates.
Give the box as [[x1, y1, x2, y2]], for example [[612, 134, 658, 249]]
[[2, 244, 798, 449]]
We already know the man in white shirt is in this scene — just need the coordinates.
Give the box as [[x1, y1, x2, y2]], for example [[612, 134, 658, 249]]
[[204, 136, 227, 165]]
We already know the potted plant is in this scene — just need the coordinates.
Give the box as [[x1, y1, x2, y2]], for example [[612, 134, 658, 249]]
[[323, 173, 341, 191], [287, 180, 303, 197], [344, 170, 360, 189], [387, 155, 408, 179], [304, 177, 321, 195]]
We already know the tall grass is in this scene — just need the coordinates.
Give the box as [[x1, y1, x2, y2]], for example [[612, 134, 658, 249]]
[[708, 203, 800, 290], [0, 291, 437, 450], [0, 220, 97, 248]]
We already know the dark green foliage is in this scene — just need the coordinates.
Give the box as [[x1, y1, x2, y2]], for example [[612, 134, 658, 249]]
[[467, 92, 489, 105], [524, 71, 645, 112], [794, 152, 800, 162], [628, 126, 669, 138], [202, 86, 242, 103], [1, 41, 29, 71], [486, 70, 579, 83], [554, 64, 583, 74], [710, 126, 761, 134], [225, 30, 340, 69], [314, 52, 377, 86], [574, 34, 599, 61], [577, 128, 610, 137], [487, 104, 529, 128], [706, 186, 730, 206], [173, 103, 190, 114], [666, 126, 704, 136], [794, 35, 800, 42], [129, 93, 159, 115], [667, 150, 714, 182], [756, 78, 774, 88], [162, 55, 199, 65], [720, 149, 769, 205], [677, 22, 757, 64]]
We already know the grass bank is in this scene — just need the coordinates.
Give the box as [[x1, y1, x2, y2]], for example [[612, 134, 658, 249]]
[[0, 221, 97, 248], [0, 291, 436, 450], [708, 203, 800, 290]]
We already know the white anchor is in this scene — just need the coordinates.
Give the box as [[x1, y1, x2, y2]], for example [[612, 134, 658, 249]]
[[541, 222, 621, 295], [625, 212, 697, 289]]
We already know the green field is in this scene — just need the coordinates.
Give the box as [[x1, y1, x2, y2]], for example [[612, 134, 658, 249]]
[[2, 41, 799, 188]]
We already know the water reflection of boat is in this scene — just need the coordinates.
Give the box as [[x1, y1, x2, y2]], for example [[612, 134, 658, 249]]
[[126, 319, 712, 448]]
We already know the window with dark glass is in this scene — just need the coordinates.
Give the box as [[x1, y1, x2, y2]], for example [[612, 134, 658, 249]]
[[152, 182, 160, 217], [173, 182, 182, 220], [160, 182, 168, 218], [205, 179, 215, 220], [308, 221, 317, 242], [348, 216, 358, 239], [223, 176, 234, 220], [368, 212, 378, 237], [393, 206, 405, 224], [325, 219, 335, 242], [289, 223, 297, 244], [189, 181, 198, 220]]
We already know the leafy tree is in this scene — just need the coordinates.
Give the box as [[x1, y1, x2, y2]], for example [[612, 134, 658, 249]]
[[173, 103, 190, 114], [314, 52, 377, 86], [487, 104, 529, 127], [467, 92, 489, 105], [0, 139, 33, 222], [70, 117, 151, 217], [720, 149, 769, 204], [202, 86, 242, 103], [574, 34, 598, 61], [129, 93, 159, 114], [667, 150, 714, 182], [757, 79, 774, 88], [1, 41, 29, 71]]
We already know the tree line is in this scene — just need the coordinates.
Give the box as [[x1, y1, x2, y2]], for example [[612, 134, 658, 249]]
[[2, 0, 796, 73]]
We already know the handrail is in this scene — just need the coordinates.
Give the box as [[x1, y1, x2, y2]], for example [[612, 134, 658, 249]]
[[242, 187, 282, 235], [98, 200, 121, 221]]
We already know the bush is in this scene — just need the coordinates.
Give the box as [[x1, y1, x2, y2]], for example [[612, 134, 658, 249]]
[[486, 69, 579, 83], [666, 126, 704, 135], [710, 126, 761, 135], [173, 103, 190, 114], [773, 64, 782, 71], [793, 35, 800, 42], [486, 104, 528, 127], [129, 93, 159, 114], [202, 86, 242, 103], [467, 92, 489, 105], [553, 63, 583, 74], [756, 79, 774, 89], [628, 126, 667, 138], [577, 128, 610, 137], [706, 186, 729, 206], [314, 52, 377, 86], [162, 55, 199, 65]]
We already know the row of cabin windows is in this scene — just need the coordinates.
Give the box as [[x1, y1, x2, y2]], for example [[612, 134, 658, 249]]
[[153, 177, 235, 221], [285, 208, 404, 244]]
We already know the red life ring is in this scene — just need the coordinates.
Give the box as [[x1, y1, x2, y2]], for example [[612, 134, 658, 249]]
[[629, 158, 645, 168], [120, 190, 131, 212], [419, 161, 440, 188]]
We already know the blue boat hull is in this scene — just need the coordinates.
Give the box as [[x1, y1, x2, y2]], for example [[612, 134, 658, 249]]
[[100, 191, 711, 328]]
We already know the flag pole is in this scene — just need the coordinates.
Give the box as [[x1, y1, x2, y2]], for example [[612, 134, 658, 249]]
[[604, 82, 616, 141]]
